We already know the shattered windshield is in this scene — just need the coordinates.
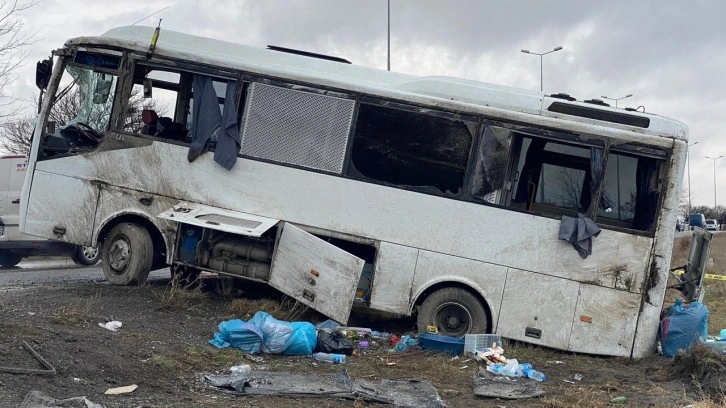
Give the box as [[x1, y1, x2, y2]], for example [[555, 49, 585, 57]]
[[51, 64, 119, 133]]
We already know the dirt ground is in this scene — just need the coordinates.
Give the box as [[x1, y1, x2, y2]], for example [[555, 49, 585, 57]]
[[0, 275, 721, 408]]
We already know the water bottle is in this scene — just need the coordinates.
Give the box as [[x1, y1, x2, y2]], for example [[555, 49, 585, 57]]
[[370, 330, 390, 340], [489, 360, 521, 377], [519, 363, 546, 381], [229, 364, 252, 375], [312, 352, 346, 364]]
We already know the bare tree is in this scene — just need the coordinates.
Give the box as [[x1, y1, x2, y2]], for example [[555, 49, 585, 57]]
[[1, 88, 167, 155], [0, 1, 37, 120]]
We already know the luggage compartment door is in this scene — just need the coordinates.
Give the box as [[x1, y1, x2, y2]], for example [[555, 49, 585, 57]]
[[269, 223, 364, 324]]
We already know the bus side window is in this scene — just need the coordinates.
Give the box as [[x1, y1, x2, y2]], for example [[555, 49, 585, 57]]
[[508, 135, 591, 215], [125, 66, 181, 139], [348, 102, 475, 196], [598, 152, 662, 232], [469, 125, 512, 204]]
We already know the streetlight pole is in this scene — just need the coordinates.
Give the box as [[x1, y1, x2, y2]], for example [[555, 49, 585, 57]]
[[706, 155, 724, 208], [521, 46, 563, 91], [601, 94, 633, 108], [387, 0, 390, 71], [687, 142, 698, 216]]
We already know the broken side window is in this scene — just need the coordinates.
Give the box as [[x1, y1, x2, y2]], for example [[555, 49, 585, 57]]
[[507, 134, 592, 215], [597, 150, 663, 232], [348, 102, 475, 196], [469, 125, 513, 204], [126, 64, 185, 141]]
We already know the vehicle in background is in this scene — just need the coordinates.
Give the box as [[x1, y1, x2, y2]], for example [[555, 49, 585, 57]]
[[0, 155, 100, 268], [689, 213, 706, 230], [676, 219, 685, 232], [705, 219, 718, 231]]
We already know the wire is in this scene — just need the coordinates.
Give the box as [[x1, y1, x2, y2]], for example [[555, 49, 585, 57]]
[[131, 6, 169, 25]]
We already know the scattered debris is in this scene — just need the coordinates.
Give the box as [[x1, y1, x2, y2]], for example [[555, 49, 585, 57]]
[[472, 367, 545, 400], [98, 320, 122, 331], [574, 373, 583, 381], [0, 341, 56, 376], [610, 396, 627, 404], [19, 391, 101, 408], [205, 370, 445, 407], [104, 384, 138, 395]]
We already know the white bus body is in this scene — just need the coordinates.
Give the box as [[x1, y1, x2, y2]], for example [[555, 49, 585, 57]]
[[22, 26, 693, 357]]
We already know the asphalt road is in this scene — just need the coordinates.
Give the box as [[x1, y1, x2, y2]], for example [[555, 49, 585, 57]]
[[0, 258, 170, 288]]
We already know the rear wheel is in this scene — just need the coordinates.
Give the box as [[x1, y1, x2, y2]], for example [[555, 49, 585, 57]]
[[417, 287, 488, 337], [72, 244, 101, 266], [0, 252, 23, 268], [102, 223, 153, 286]]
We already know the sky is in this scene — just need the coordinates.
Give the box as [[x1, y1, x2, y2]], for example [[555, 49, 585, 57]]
[[5, 0, 726, 207]]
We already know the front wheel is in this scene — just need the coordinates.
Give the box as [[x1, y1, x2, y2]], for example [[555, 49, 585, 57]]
[[72, 244, 101, 266], [417, 287, 488, 337], [102, 223, 153, 286], [0, 252, 23, 268]]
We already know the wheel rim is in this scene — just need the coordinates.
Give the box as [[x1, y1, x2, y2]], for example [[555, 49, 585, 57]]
[[108, 236, 131, 274], [432, 301, 472, 337], [81, 246, 98, 261]]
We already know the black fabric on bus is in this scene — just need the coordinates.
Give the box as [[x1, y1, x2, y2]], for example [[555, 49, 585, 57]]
[[632, 158, 657, 231], [188, 74, 222, 163], [213, 80, 241, 170], [558, 212, 601, 258], [513, 138, 546, 205], [589, 147, 617, 214]]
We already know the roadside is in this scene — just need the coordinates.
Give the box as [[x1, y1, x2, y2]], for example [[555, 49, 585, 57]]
[[0, 277, 719, 408]]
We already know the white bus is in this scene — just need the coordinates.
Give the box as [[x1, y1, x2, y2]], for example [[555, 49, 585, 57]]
[[23, 26, 697, 357]]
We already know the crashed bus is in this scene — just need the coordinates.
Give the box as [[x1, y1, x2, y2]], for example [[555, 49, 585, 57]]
[[22, 26, 702, 358]]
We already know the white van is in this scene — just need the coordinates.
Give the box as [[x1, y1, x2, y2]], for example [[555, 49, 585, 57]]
[[0, 155, 100, 267]]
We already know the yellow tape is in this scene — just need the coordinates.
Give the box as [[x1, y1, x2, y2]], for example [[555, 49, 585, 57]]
[[673, 270, 726, 281]]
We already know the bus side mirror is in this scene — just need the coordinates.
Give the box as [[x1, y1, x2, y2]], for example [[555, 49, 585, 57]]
[[35, 58, 53, 90]]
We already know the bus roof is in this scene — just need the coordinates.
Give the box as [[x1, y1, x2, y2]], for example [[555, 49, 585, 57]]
[[65, 26, 688, 141]]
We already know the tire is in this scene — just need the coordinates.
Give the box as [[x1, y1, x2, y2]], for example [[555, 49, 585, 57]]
[[72, 244, 101, 266], [0, 252, 23, 268], [102, 223, 154, 286], [417, 287, 488, 338]]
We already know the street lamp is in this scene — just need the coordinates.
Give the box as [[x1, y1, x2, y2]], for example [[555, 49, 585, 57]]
[[687, 142, 698, 216], [521, 46, 563, 92], [601, 94, 633, 108], [706, 155, 724, 208]]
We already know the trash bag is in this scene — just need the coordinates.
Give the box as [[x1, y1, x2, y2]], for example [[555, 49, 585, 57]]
[[209, 320, 263, 353], [209, 312, 317, 355], [659, 299, 709, 357], [316, 331, 355, 355]]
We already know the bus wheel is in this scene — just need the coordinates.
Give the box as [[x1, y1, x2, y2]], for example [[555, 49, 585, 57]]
[[102, 223, 153, 286], [0, 252, 23, 268], [72, 244, 101, 266], [417, 287, 488, 338]]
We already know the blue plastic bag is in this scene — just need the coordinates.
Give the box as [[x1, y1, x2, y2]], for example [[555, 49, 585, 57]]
[[209, 312, 317, 355], [660, 299, 709, 357]]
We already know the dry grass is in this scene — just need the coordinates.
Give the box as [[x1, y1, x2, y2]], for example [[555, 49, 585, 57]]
[[224, 295, 309, 322], [154, 274, 208, 312], [671, 343, 726, 403], [50, 290, 100, 324]]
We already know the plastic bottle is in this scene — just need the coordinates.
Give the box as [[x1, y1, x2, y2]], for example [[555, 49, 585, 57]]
[[370, 330, 390, 340], [519, 363, 546, 382], [229, 364, 252, 375], [312, 352, 347, 364], [488, 358, 522, 377]]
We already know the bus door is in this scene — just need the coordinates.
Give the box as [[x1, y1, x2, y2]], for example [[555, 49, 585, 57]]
[[158, 204, 365, 324]]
